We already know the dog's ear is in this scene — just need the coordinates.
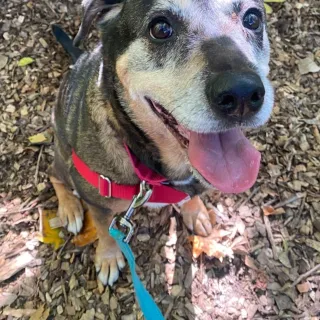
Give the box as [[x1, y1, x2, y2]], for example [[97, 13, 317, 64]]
[[73, 0, 123, 47]]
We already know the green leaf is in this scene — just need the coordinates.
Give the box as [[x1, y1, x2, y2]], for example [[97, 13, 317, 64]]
[[17, 57, 34, 67], [264, 0, 286, 14], [264, 3, 273, 13], [28, 131, 52, 145]]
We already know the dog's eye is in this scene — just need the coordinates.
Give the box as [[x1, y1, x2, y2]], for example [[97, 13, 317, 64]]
[[150, 20, 173, 40], [243, 10, 262, 31]]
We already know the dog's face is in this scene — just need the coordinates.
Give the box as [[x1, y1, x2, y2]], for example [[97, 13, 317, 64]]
[[79, 0, 274, 194]]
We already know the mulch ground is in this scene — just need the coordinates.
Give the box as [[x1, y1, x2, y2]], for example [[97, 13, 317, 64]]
[[0, 0, 320, 319]]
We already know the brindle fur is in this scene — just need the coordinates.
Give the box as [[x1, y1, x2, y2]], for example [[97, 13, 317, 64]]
[[51, 0, 273, 285]]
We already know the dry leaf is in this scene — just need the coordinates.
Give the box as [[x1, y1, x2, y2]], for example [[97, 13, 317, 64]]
[[189, 235, 233, 260], [72, 210, 98, 247], [263, 205, 285, 216], [279, 251, 292, 268], [17, 57, 34, 67], [35, 209, 65, 250], [231, 236, 249, 255], [30, 305, 50, 320], [296, 282, 311, 293], [262, 205, 275, 215], [297, 54, 320, 75], [245, 255, 259, 271], [235, 217, 246, 235], [30, 305, 44, 320], [305, 239, 320, 253], [210, 226, 231, 240]]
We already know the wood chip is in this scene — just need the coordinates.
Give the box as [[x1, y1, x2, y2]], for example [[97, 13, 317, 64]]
[[0, 251, 34, 282], [0, 54, 8, 69], [0, 292, 18, 308], [79, 308, 95, 320], [3, 307, 36, 317], [245, 255, 259, 271]]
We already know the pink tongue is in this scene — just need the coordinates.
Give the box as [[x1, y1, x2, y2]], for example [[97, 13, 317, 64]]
[[188, 129, 261, 194]]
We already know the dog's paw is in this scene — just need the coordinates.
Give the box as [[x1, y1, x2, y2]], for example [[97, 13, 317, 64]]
[[180, 196, 215, 237], [58, 193, 84, 235], [95, 239, 126, 286]]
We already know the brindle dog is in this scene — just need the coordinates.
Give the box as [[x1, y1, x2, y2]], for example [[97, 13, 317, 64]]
[[50, 0, 274, 286]]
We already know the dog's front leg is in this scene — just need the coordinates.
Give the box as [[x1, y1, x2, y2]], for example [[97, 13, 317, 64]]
[[180, 196, 216, 237], [86, 203, 127, 286], [50, 176, 84, 235]]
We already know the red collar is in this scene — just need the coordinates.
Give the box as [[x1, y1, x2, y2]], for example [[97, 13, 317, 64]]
[[71, 145, 188, 203]]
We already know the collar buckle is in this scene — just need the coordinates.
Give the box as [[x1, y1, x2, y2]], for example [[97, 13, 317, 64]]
[[99, 175, 112, 198], [109, 181, 153, 243]]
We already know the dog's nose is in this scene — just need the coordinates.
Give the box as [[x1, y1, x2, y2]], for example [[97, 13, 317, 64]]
[[209, 72, 265, 118]]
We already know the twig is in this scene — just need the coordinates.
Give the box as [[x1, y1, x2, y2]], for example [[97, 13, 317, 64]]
[[284, 216, 293, 227], [263, 214, 278, 260], [263, 198, 278, 207], [43, 0, 59, 17], [250, 243, 265, 254], [256, 313, 309, 320], [34, 145, 44, 185], [164, 302, 174, 319], [0, 204, 40, 216], [274, 193, 305, 209], [297, 196, 306, 216], [234, 186, 260, 210], [5, 246, 27, 259], [61, 280, 68, 304], [291, 263, 320, 287], [57, 235, 72, 258], [19, 196, 33, 211]]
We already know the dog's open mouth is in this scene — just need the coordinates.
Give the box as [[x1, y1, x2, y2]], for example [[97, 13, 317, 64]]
[[146, 98, 190, 147], [147, 98, 261, 194]]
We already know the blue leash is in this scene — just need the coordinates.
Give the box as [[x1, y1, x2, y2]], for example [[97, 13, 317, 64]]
[[110, 228, 165, 320]]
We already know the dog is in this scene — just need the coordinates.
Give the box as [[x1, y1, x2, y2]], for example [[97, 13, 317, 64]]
[[50, 0, 274, 286]]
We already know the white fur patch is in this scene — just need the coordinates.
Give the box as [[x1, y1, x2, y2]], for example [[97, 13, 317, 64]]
[[97, 61, 104, 88], [73, 189, 80, 198]]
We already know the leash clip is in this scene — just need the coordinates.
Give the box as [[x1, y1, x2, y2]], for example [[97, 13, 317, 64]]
[[109, 181, 153, 243]]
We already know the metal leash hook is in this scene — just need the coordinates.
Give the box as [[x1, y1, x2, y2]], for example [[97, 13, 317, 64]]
[[109, 181, 153, 243]]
